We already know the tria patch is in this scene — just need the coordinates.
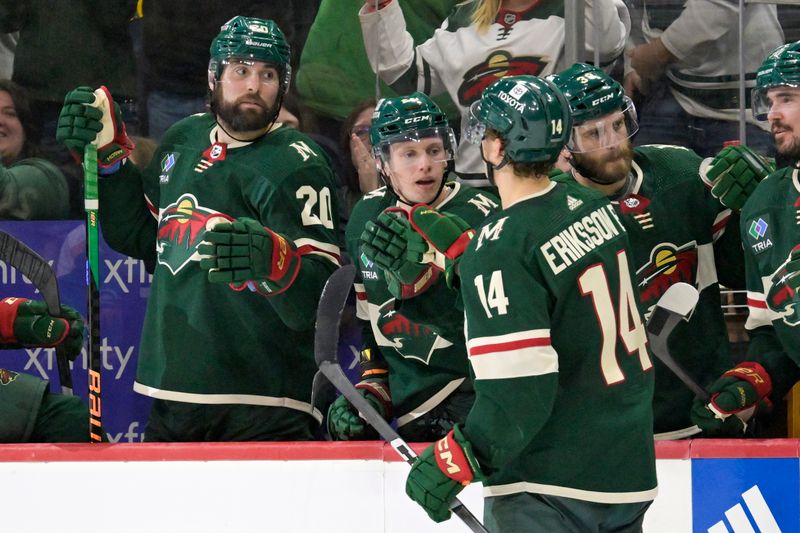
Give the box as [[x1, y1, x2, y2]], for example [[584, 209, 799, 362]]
[[159, 152, 179, 184], [746, 215, 773, 254]]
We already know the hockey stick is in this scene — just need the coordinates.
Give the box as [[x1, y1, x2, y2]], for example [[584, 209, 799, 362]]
[[313, 265, 488, 533], [84, 143, 103, 442], [645, 282, 708, 401], [0, 231, 73, 394]]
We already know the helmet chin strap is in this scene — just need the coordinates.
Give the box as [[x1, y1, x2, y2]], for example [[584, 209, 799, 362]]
[[479, 145, 510, 186]]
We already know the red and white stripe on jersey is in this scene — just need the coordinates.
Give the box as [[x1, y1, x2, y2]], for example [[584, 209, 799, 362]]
[[711, 208, 731, 242], [745, 290, 775, 331], [145, 194, 159, 219], [294, 238, 341, 266], [354, 283, 369, 320], [466, 329, 558, 380]]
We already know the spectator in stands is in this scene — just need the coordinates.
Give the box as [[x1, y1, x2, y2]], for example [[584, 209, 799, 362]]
[[340, 100, 378, 208], [626, 0, 783, 156], [0, 80, 69, 220], [358, 0, 629, 188], [0, 0, 139, 218]]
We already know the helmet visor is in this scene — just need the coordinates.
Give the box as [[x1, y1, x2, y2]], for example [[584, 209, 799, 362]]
[[751, 83, 800, 121], [465, 101, 488, 145], [215, 58, 282, 86], [567, 97, 638, 153], [374, 127, 457, 169]]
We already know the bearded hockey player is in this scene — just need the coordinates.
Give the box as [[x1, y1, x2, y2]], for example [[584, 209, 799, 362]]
[[692, 41, 800, 436], [402, 76, 657, 531], [55, 16, 341, 441], [549, 63, 773, 439], [328, 92, 498, 441]]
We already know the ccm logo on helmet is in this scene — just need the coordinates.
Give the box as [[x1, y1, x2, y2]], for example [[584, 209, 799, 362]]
[[592, 94, 614, 106], [404, 116, 428, 124]]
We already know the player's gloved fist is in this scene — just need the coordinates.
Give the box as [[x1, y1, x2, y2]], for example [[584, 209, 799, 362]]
[[57, 86, 134, 172], [360, 209, 438, 299], [199, 217, 301, 295], [690, 362, 773, 436], [327, 377, 392, 440], [406, 204, 474, 288], [406, 424, 483, 523], [701, 145, 774, 211], [0, 298, 84, 361]]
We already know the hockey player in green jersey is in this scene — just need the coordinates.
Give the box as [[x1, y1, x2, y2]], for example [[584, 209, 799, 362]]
[[403, 76, 657, 531], [549, 63, 775, 439], [328, 92, 499, 441], [55, 17, 341, 441], [692, 41, 800, 436], [0, 296, 90, 442]]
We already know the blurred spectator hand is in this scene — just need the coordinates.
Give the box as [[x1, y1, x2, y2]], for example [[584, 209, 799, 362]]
[[351, 131, 379, 193], [628, 37, 676, 82]]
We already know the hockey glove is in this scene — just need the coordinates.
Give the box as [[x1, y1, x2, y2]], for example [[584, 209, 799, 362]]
[[407, 204, 474, 288], [406, 424, 484, 523], [57, 86, 135, 172], [690, 362, 773, 436], [701, 145, 774, 211], [0, 298, 84, 361], [327, 377, 392, 440], [199, 217, 301, 295], [360, 209, 438, 299]]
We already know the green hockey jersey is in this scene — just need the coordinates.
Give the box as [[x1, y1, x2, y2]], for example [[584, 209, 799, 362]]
[[740, 166, 800, 399], [611, 145, 738, 436], [346, 182, 498, 427], [99, 114, 341, 422], [459, 180, 657, 504]]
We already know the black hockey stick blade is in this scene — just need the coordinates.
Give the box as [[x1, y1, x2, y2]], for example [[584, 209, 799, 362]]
[[0, 231, 73, 394], [314, 265, 488, 533], [646, 282, 707, 401]]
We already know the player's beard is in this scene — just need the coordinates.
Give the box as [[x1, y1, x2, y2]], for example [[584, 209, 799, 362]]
[[773, 121, 800, 162], [212, 86, 275, 133], [572, 140, 634, 186]]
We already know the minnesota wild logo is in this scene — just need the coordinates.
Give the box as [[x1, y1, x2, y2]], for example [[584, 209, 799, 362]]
[[766, 249, 800, 326], [0, 368, 19, 386], [376, 300, 451, 364], [156, 194, 232, 275]]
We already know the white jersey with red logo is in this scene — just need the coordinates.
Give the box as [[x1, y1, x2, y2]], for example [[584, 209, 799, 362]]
[[360, 0, 628, 184]]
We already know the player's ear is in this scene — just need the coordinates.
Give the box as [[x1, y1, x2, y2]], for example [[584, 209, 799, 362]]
[[208, 71, 216, 92]]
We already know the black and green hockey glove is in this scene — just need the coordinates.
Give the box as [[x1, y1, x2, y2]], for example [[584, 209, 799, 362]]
[[701, 144, 775, 211], [327, 377, 392, 440], [690, 362, 772, 436], [0, 297, 84, 361], [405, 424, 484, 523]]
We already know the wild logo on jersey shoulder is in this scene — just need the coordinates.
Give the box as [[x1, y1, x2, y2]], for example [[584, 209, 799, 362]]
[[0, 368, 18, 386], [156, 193, 232, 275], [746, 215, 773, 254], [376, 300, 445, 364], [766, 249, 800, 326], [636, 242, 698, 308], [458, 51, 547, 106]]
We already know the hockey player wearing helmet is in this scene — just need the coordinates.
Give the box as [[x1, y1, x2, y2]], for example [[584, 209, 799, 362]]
[[54, 17, 341, 441], [327, 92, 498, 442], [403, 75, 657, 531], [551, 63, 773, 439], [691, 42, 800, 438]]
